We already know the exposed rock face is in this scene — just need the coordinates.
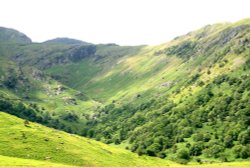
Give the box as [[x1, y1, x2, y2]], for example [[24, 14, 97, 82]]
[[218, 24, 250, 45], [201, 24, 250, 53], [38, 45, 96, 68], [67, 45, 96, 62], [54, 85, 66, 95], [31, 70, 45, 80], [10, 44, 97, 69], [62, 96, 77, 105], [160, 81, 175, 87], [75, 91, 88, 101]]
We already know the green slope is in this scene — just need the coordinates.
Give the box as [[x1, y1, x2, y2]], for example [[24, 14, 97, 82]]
[[0, 112, 182, 167], [84, 19, 250, 162], [0, 155, 73, 167], [42, 18, 250, 105]]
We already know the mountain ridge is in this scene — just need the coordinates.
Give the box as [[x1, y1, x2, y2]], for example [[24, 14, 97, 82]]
[[44, 37, 91, 45], [0, 27, 32, 44]]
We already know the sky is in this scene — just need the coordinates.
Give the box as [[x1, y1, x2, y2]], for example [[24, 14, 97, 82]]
[[0, 0, 250, 45]]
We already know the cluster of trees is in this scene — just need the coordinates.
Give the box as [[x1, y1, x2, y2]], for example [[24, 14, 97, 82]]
[[0, 97, 81, 134], [0, 98, 41, 122], [84, 73, 250, 162], [2, 75, 18, 89], [164, 41, 197, 60]]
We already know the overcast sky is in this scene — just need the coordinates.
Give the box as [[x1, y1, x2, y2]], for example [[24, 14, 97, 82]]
[[1, 0, 250, 45]]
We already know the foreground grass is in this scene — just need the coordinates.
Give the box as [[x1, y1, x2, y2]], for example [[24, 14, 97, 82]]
[[189, 161, 250, 167], [1, 155, 250, 167], [0, 155, 73, 167], [0, 112, 181, 167]]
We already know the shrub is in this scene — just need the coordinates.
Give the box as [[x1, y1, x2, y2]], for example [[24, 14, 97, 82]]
[[157, 151, 166, 159], [24, 120, 30, 127]]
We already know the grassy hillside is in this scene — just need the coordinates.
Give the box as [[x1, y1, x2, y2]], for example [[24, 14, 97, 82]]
[[83, 19, 250, 162], [0, 155, 73, 167], [0, 112, 182, 167], [43, 19, 250, 105]]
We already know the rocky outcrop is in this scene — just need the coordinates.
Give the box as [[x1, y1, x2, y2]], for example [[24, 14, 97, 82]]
[[62, 96, 77, 105], [67, 45, 96, 62]]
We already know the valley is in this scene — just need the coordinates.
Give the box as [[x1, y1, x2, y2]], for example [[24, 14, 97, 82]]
[[0, 18, 249, 166]]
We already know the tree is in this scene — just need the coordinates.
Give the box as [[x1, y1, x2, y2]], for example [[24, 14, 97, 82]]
[[240, 146, 250, 159], [146, 143, 161, 156], [190, 142, 204, 156], [177, 148, 190, 160], [238, 130, 250, 145], [233, 145, 250, 158], [193, 133, 203, 142], [224, 135, 234, 148], [203, 144, 224, 158], [233, 144, 244, 158], [137, 145, 146, 156], [61, 112, 79, 122], [3, 75, 17, 89]]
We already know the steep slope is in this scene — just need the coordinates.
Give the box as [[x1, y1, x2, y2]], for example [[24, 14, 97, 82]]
[[0, 27, 31, 43], [43, 19, 250, 104], [0, 112, 182, 167], [82, 19, 250, 162]]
